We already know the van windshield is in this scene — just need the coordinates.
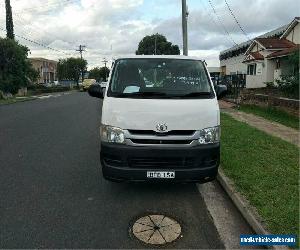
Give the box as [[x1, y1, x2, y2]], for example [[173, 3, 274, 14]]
[[107, 58, 214, 99]]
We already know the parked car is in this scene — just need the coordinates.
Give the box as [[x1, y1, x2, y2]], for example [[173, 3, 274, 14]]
[[88, 55, 227, 183], [82, 79, 96, 91], [100, 82, 108, 88]]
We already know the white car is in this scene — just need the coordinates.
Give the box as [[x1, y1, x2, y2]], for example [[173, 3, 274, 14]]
[[88, 55, 227, 183], [100, 82, 108, 88]]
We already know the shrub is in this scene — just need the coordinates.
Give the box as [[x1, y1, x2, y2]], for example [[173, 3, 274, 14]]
[[264, 81, 275, 88], [276, 74, 299, 99]]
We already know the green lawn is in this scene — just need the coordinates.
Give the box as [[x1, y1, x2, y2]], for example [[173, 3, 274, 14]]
[[221, 113, 299, 242], [0, 97, 36, 105], [239, 104, 299, 129]]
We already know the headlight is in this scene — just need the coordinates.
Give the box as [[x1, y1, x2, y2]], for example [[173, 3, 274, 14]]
[[100, 125, 125, 144], [198, 126, 220, 144]]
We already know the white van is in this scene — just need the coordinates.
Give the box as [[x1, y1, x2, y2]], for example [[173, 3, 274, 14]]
[[88, 55, 227, 183]]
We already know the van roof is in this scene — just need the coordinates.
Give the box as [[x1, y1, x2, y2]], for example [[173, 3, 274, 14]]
[[114, 55, 203, 61]]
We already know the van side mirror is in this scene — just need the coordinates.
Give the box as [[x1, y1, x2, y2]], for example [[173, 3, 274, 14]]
[[88, 84, 104, 99], [216, 85, 227, 100]]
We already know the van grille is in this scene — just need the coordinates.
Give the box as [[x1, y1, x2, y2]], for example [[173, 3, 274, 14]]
[[128, 130, 195, 136], [129, 157, 195, 168], [128, 157, 217, 169], [130, 139, 193, 145]]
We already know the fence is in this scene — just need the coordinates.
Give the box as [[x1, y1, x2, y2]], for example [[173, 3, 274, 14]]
[[218, 74, 246, 103], [241, 91, 300, 116]]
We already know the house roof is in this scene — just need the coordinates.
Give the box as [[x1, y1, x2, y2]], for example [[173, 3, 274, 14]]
[[220, 24, 287, 56], [266, 45, 299, 59], [243, 52, 264, 62], [255, 38, 295, 49], [280, 17, 300, 39]]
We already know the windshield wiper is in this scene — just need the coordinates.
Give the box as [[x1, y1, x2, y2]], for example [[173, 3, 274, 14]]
[[112, 92, 168, 98], [175, 92, 213, 98], [112, 91, 213, 98]]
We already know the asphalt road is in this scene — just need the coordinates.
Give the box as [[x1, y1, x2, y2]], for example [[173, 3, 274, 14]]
[[0, 92, 224, 249]]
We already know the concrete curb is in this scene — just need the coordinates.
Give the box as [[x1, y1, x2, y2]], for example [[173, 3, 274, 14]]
[[217, 168, 288, 250]]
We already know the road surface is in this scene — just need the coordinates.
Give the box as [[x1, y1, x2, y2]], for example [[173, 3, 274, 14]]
[[0, 92, 224, 248]]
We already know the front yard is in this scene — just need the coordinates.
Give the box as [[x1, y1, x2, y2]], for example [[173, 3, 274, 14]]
[[239, 104, 299, 129], [221, 113, 299, 241]]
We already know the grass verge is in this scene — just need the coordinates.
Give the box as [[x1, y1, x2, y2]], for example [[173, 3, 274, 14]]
[[221, 113, 299, 243], [239, 104, 299, 129], [0, 97, 36, 105]]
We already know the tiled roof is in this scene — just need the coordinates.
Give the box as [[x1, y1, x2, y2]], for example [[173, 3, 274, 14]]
[[266, 45, 299, 59], [255, 38, 295, 49]]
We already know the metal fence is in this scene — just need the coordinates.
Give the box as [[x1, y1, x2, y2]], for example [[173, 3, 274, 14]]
[[219, 74, 246, 103]]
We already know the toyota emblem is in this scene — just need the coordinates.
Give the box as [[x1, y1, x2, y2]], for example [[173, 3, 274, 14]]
[[156, 123, 168, 133]]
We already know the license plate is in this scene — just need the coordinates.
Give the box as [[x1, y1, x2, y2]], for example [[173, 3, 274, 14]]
[[147, 171, 175, 179]]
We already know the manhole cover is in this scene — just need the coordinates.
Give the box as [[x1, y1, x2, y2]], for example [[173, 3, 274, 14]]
[[132, 215, 181, 245]]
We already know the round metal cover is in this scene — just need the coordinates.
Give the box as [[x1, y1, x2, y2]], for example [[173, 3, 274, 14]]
[[132, 215, 181, 245]]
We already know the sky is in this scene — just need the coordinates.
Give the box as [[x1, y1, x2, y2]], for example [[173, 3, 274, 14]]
[[0, 0, 299, 69]]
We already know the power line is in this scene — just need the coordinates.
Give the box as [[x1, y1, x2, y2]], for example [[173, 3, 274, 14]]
[[12, 11, 79, 49], [199, 0, 236, 46], [14, 0, 78, 13], [0, 26, 72, 56], [224, 0, 250, 40], [207, 0, 237, 45], [1, 2, 76, 56]]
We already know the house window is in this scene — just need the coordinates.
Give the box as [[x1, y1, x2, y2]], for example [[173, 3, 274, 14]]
[[247, 64, 256, 75]]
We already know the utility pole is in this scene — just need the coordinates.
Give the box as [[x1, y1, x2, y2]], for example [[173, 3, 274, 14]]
[[182, 0, 189, 56], [5, 0, 14, 39], [102, 58, 109, 81], [76, 45, 86, 59], [154, 34, 157, 55], [76, 45, 86, 83]]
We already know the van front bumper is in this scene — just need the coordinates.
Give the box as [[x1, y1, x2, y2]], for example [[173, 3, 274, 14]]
[[100, 143, 220, 183]]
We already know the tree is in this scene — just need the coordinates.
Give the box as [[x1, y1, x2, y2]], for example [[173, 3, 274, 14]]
[[57, 57, 87, 86], [0, 38, 38, 94], [5, 0, 14, 39], [89, 67, 110, 82], [136, 34, 180, 55]]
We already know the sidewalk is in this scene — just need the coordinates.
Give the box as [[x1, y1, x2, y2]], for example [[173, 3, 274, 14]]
[[219, 100, 300, 147]]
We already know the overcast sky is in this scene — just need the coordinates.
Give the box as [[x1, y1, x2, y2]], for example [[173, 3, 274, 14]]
[[0, 0, 298, 68]]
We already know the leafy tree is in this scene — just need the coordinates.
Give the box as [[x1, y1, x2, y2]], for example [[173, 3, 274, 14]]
[[136, 34, 180, 55], [89, 67, 110, 82], [57, 57, 87, 86], [0, 38, 38, 94]]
